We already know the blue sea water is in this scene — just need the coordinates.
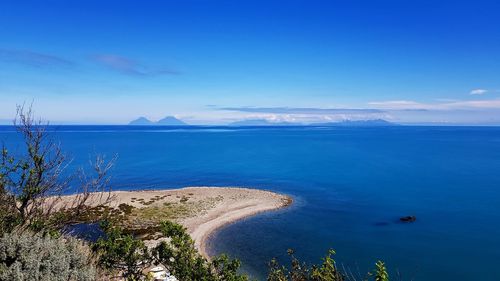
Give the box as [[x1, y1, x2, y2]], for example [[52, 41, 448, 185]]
[[1, 125, 499, 280]]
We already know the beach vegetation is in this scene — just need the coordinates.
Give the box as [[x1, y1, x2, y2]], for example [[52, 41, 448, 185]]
[[92, 221, 150, 280], [118, 203, 135, 215], [370, 261, 389, 281], [267, 248, 342, 281], [0, 231, 96, 281], [88, 219, 248, 280], [267, 249, 392, 281], [154, 220, 248, 281]]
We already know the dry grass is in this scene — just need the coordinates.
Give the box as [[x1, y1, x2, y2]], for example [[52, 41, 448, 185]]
[[126, 195, 223, 224], [56, 187, 291, 248]]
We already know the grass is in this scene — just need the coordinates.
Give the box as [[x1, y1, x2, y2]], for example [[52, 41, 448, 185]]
[[128, 195, 223, 223], [65, 195, 224, 238]]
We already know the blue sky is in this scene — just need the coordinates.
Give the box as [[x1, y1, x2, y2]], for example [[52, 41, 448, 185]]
[[1, 0, 500, 125]]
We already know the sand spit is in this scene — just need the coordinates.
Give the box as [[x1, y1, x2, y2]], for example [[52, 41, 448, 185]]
[[57, 187, 292, 257]]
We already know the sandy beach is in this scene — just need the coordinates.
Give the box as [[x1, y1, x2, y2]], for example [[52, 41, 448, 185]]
[[57, 187, 291, 257]]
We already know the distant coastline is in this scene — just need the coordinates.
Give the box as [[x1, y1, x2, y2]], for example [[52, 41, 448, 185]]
[[127, 116, 398, 127]]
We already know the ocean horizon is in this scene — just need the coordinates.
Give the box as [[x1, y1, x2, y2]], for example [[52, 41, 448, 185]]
[[1, 125, 499, 280]]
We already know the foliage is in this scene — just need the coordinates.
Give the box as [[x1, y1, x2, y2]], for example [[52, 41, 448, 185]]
[[370, 261, 389, 281], [92, 221, 150, 280], [0, 180, 21, 235], [267, 249, 391, 281], [91, 220, 248, 280], [0, 231, 96, 281], [153, 220, 248, 281], [267, 249, 343, 281], [159, 220, 189, 240], [267, 257, 288, 281], [310, 250, 343, 281], [210, 254, 248, 281], [0, 147, 22, 235]]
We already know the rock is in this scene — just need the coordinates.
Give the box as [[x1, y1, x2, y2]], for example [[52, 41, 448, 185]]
[[399, 215, 416, 222]]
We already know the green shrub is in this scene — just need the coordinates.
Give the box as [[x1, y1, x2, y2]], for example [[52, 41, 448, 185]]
[[267, 250, 392, 281], [372, 261, 389, 281], [154, 220, 248, 281], [92, 221, 150, 280], [0, 231, 96, 281], [267, 249, 340, 281]]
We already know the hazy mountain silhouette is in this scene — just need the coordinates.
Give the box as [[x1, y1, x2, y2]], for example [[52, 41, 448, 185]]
[[314, 119, 396, 127], [228, 118, 396, 127], [129, 116, 188, 125], [157, 116, 187, 125], [228, 119, 298, 126], [128, 117, 155, 125]]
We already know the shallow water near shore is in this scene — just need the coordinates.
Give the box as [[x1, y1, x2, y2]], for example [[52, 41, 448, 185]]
[[1, 125, 500, 280]]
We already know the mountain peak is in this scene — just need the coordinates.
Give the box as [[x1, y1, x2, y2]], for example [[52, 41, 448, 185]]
[[128, 117, 154, 125], [157, 116, 187, 125], [128, 116, 188, 126]]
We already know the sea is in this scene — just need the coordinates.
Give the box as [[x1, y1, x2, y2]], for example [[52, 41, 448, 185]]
[[1, 125, 499, 280]]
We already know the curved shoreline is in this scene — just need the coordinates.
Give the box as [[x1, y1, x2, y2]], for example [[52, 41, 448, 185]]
[[56, 186, 292, 258], [186, 188, 292, 258]]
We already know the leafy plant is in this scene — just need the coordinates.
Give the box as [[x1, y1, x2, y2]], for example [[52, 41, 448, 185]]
[[0, 231, 96, 281], [372, 261, 389, 281], [92, 221, 150, 280], [267, 249, 336, 281], [310, 250, 343, 281], [154, 220, 248, 281]]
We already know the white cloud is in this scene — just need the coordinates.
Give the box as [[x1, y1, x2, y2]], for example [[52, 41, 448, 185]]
[[447, 99, 500, 108], [470, 89, 488, 95], [236, 112, 391, 124], [369, 99, 500, 110], [368, 100, 436, 110]]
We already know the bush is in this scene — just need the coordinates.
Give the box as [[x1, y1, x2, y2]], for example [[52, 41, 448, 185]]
[[92, 221, 150, 280], [267, 249, 342, 281], [154, 220, 248, 281], [0, 231, 96, 281], [267, 250, 391, 281]]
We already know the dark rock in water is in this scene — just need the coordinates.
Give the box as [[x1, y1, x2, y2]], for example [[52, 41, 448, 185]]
[[400, 215, 416, 222]]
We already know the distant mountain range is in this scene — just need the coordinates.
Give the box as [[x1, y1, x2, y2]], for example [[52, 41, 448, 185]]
[[128, 116, 188, 126], [228, 119, 396, 127], [129, 117, 396, 127], [228, 119, 296, 126], [314, 119, 396, 127]]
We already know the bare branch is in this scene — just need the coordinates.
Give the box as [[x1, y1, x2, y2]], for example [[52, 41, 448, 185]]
[[64, 153, 117, 220], [1, 104, 117, 232]]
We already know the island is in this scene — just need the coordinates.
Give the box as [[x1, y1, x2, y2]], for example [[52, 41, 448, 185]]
[[129, 116, 188, 126]]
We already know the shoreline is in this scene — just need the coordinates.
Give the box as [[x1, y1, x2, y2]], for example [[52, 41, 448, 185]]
[[185, 187, 292, 258], [57, 186, 292, 258]]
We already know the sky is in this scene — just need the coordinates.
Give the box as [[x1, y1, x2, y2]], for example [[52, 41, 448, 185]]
[[1, 0, 500, 125]]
